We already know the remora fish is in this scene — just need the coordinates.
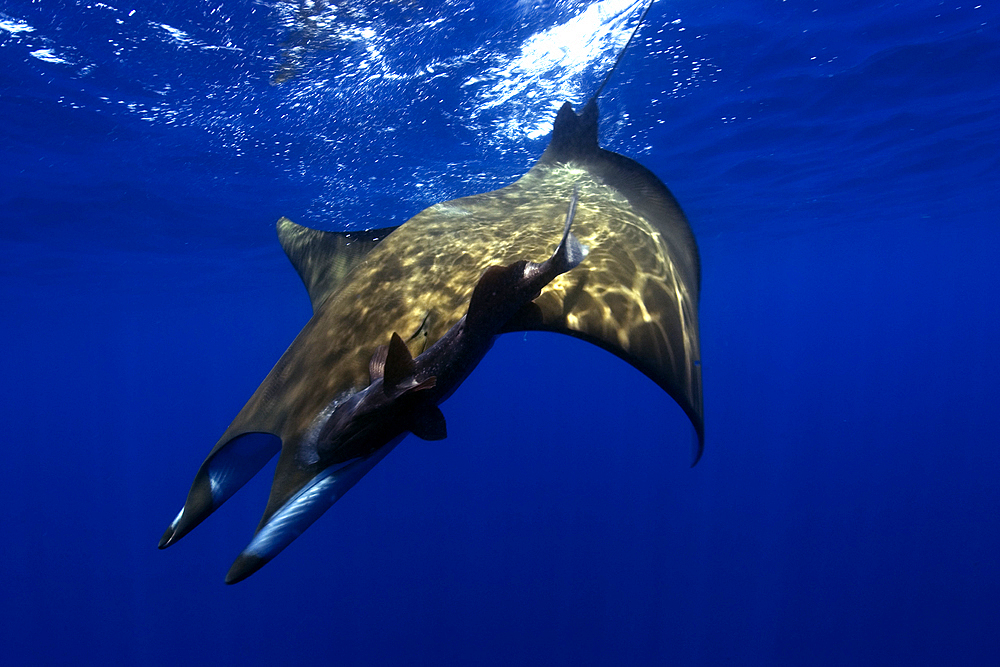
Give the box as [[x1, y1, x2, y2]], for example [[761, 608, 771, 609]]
[[223, 188, 589, 582]]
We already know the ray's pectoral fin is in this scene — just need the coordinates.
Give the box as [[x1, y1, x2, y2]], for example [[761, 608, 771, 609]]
[[512, 102, 704, 463], [159, 431, 281, 549], [277, 217, 399, 312]]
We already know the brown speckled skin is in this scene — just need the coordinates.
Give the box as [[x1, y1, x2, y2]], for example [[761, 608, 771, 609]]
[[163, 100, 702, 550]]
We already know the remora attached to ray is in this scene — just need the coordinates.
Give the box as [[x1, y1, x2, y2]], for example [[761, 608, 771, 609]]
[[159, 98, 703, 582]]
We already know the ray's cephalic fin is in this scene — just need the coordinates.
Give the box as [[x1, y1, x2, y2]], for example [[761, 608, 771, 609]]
[[159, 218, 403, 551]]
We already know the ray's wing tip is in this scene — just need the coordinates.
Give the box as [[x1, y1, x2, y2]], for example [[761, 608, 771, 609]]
[[158, 506, 188, 549], [157, 527, 175, 549], [225, 552, 267, 585], [689, 423, 705, 468]]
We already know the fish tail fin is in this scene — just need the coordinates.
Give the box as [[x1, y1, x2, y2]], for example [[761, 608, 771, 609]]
[[551, 184, 588, 272]]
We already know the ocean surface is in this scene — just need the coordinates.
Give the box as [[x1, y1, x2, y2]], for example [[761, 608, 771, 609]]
[[2, 0, 998, 664]]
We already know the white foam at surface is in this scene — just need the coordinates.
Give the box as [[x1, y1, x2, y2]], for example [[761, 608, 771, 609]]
[[470, 0, 649, 140], [30, 48, 71, 64], [0, 18, 35, 34]]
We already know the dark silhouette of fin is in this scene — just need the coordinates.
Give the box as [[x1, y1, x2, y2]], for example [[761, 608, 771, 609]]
[[410, 406, 447, 441], [383, 332, 416, 392]]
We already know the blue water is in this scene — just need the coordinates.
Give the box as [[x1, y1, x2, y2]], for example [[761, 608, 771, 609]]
[[2, 0, 998, 664]]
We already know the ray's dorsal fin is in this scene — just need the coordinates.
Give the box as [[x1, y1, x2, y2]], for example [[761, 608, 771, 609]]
[[539, 99, 600, 165], [540, 0, 652, 165], [277, 217, 398, 312]]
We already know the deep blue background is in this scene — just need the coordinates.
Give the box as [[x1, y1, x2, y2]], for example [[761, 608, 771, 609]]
[[2, 1, 998, 665]]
